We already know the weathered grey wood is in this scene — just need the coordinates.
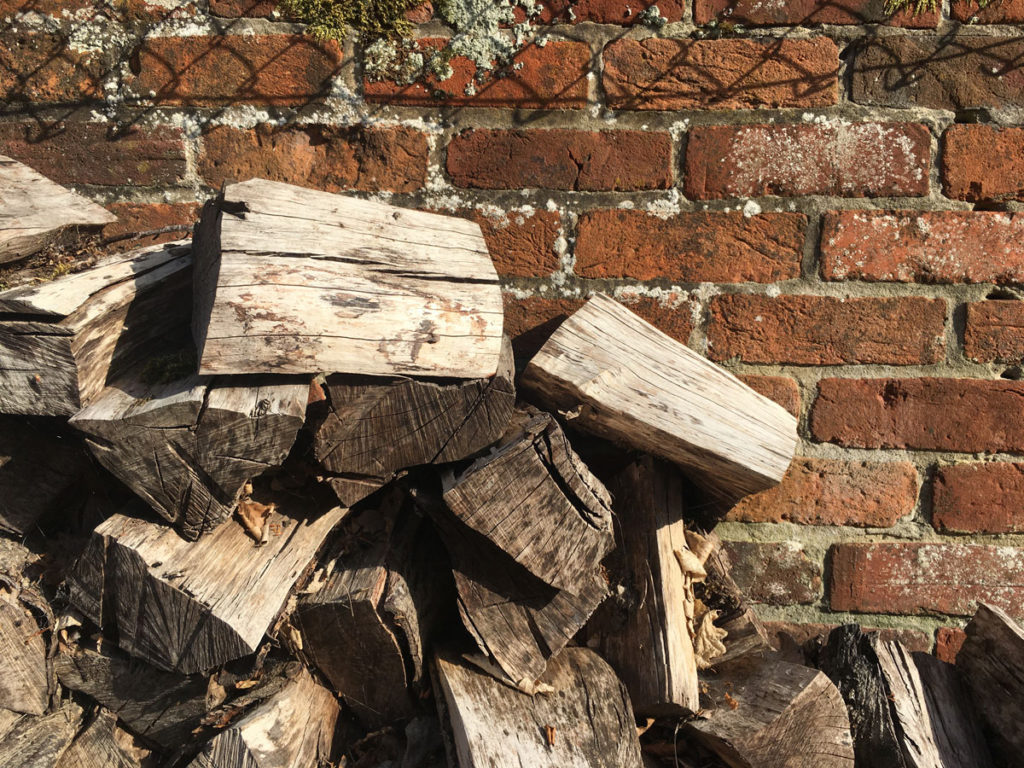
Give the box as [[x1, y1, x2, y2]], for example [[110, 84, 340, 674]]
[[55, 709, 142, 768], [315, 336, 515, 506], [193, 179, 503, 378], [434, 648, 644, 768], [521, 293, 798, 502], [65, 502, 345, 674], [70, 374, 308, 539], [0, 573, 54, 716], [0, 155, 116, 264], [443, 410, 613, 595], [0, 702, 82, 768], [0, 242, 191, 416]]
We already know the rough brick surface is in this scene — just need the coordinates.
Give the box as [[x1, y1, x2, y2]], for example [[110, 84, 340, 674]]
[[943, 125, 1024, 203], [208, 0, 278, 16], [126, 34, 343, 106], [721, 540, 821, 605], [0, 122, 186, 187], [446, 130, 672, 191], [0, 31, 114, 103], [821, 211, 1024, 284], [852, 36, 1024, 110], [812, 378, 1024, 452], [953, 0, 1024, 21], [574, 210, 805, 283], [471, 209, 562, 278], [935, 627, 966, 664], [694, 0, 936, 26], [102, 202, 199, 246], [0, 0, 95, 16], [830, 542, 1024, 619], [727, 458, 918, 527], [603, 37, 838, 111], [617, 295, 695, 345], [502, 295, 586, 357], [199, 124, 428, 193], [765, 622, 932, 654], [965, 301, 1024, 363], [685, 123, 930, 199], [737, 375, 801, 416], [933, 463, 1024, 534], [707, 294, 945, 365], [532, 0, 685, 23], [365, 40, 589, 108]]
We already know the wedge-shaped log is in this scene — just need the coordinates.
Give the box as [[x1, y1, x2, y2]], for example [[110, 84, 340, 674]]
[[65, 503, 345, 674], [0, 576, 54, 718], [193, 179, 503, 378], [0, 702, 82, 768], [0, 155, 116, 264], [315, 336, 515, 506], [0, 242, 191, 416], [435, 648, 643, 768], [56, 709, 141, 768], [521, 293, 798, 502], [71, 374, 308, 539], [443, 411, 613, 595]]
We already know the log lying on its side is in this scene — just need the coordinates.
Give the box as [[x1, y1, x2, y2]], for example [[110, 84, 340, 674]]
[[55, 709, 141, 768], [0, 702, 83, 768]]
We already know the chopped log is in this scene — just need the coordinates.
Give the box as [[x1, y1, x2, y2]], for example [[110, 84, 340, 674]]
[[0, 702, 82, 768], [192, 179, 503, 379], [443, 410, 613, 595], [957, 603, 1024, 761], [65, 502, 345, 674], [55, 709, 142, 768], [70, 374, 308, 539], [520, 293, 798, 502], [586, 455, 700, 715], [0, 571, 55, 716], [0, 155, 116, 264], [187, 665, 339, 768], [0, 242, 192, 416], [689, 654, 854, 768], [434, 648, 644, 768]]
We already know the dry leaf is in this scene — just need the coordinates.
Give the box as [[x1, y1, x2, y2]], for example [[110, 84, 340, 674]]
[[237, 499, 275, 543], [673, 547, 707, 581], [544, 725, 556, 746], [724, 691, 739, 710], [206, 676, 227, 709], [234, 679, 259, 690], [694, 609, 728, 670], [684, 530, 715, 566]]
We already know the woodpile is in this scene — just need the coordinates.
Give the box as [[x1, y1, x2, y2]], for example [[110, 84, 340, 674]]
[[0, 166, 1015, 768]]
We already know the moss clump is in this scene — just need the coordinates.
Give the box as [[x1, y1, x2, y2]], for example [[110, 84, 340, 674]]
[[279, 0, 421, 44]]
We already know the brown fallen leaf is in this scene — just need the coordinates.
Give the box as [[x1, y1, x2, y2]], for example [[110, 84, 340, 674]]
[[544, 725, 556, 747], [237, 499, 275, 544]]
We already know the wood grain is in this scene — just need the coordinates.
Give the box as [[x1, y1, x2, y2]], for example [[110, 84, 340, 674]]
[[55, 709, 141, 768], [0, 702, 82, 768]]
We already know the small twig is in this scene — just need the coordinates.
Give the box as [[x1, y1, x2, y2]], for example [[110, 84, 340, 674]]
[[100, 224, 193, 246]]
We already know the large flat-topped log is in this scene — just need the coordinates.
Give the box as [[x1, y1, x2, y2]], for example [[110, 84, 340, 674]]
[[521, 293, 798, 501], [193, 179, 503, 378], [0, 155, 116, 264]]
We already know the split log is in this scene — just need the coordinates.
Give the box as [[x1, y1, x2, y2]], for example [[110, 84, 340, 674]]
[[0, 702, 82, 768], [0, 571, 55, 716], [521, 293, 798, 502], [0, 242, 191, 416], [0, 155, 115, 264], [55, 709, 142, 768], [443, 410, 613, 595], [192, 179, 503, 379], [314, 336, 515, 506], [65, 502, 345, 674], [434, 648, 644, 768], [70, 374, 308, 539]]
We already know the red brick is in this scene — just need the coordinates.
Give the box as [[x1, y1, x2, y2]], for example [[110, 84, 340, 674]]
[[694, 0, 937, 26], [685, 123, 930, 199], [0, 121, 186, 187], [502, 294, 586, 358], [199, 124, 428, 194], [575, 210, 805, 283], [0, 0, 93, 16], [126, 35, 342, 106], [737, 375, 800, 417], [208, 0, 278, 16], [728, 458, 918, 527], [821, 211, 1024, 284], [852, 36, 1024, 111], [935, 627, 966, 663], [364, 40, 589, 109], [721, 540, 821, 605], [527, 0, 685, 23], [707, 294, 945, 365], [830, 542, 1024, 619], [933, 463, 1024, 534], [953, 0, 1024, 21], [965, 301, 1024, 363], [446, 130, 672, 192], [943, 125, 1024, 203], [616, 294, 694, 345], [765, 622, 932, 654], [471, 209, 561, 278], [0, 31, 114, 103], [812, 378, 1024, 452], [603, 37, 838, 111], [102, 202, 199, 246]]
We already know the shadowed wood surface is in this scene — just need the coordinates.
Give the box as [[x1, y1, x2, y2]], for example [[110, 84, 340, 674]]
[[55, 709, 142, 768], [0, 702, 82, 768], [0, 573, 53, 717]]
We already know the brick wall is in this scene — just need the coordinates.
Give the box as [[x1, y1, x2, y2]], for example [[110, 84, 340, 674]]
[[5, 0, 1024, 657]]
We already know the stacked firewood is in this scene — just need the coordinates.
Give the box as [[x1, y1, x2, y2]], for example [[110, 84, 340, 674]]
[[1, 160, 1022, 768]]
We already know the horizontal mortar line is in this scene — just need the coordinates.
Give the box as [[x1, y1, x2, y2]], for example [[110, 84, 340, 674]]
[[749, 604, 960, 633], [714, 522, 1024, 550]]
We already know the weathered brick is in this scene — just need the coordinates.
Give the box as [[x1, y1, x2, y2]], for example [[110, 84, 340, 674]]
[[126, 35, 343, 106], [446, 130, 672, 191], [821, 211, 1024, 284], [943, 125, 1024, 203], [953, 0, 1024, 22], [502, 295, 586, 358], [935, 627, 966, 663], [102, 202, 199, 246], [0, 0, 94, 16], [199, 124, 428, 194], [852, 36, 1024, 110], [707, 294, 945, 365], [471, 209, 562, 278], [737, 375, 800, 417], [965, 301, 1024, 363], [721, 540, 821, 606], [765, 622, 932, 654], [617, 294, 695, 345], [365, 40, 589, 108], [574, 210, 805, 283], [830, 542, 1024, 619], [933, 462, 1024, 534], [0, 121, 186, 187], [694, 0, 937, 26], [684, 123, 930, 199], [529, 0, 685, 23], [208, 0, 278, 16], [727, 458, 918, 527], [812, 378, 1024, 452], [603, 37, 838, 111], [0, 31, 113, 103]]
